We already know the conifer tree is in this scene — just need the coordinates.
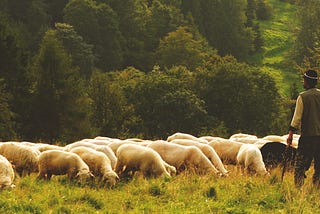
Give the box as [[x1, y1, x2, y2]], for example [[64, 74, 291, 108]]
[[29, 29, 92, 142]]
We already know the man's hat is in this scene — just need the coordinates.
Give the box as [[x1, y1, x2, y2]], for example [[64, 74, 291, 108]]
[[303, 70, 318, 80]]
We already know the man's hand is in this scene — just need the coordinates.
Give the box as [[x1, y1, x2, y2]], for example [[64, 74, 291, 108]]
[[286, 137, 293, 146], [287, 130, 294, 146]]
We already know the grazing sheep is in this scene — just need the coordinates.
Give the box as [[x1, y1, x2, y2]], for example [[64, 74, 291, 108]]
[[106, 139, 152, 154], [167, 132, 208, 144], [82, 139, 112, 146], [64, 141, 97, 151], [65, 141, 117, 170], [236, 144, 268, 175], [99, 140, 127, 154], [262, 135, 286, 143], [253, 139, 271, 149], [0, 142, 40, 177], [170, 139, 228, 175], [70, 147, 119, 187], [94, 145, 118, 170], [230, 137, 261, 144], [199, 136, 221, 142], [35, 143, 65, 152], [229, 133, 261, 144], [94, 136, 120, 141], [229, 133, 258, 140], [115, 144, 171, 178], [147, 140, 219, 175], [260, 142, 296, 170], [37, 150, 94, 183], [0, 155, 15, 189], [208, 139, 244, 165]]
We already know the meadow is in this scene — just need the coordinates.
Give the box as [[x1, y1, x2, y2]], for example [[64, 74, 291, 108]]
[[249, 0, 301, 97], [1, 1, 316, 213], [1, 165, 319, 213]]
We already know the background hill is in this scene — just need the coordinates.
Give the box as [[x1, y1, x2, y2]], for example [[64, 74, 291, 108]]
[[249, 0, 300, 96]]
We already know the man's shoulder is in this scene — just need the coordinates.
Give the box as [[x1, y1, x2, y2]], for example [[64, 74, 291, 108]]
[[300, 88, 320, 96]]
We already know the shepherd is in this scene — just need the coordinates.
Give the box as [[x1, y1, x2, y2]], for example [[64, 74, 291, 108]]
[[287, 69, 320, 188]]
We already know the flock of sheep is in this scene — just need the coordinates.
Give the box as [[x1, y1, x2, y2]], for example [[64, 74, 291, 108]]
[[0, 132, 299, 189]]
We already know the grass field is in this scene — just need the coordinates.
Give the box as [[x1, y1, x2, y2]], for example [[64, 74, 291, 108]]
[[1, 165, 320, 213]]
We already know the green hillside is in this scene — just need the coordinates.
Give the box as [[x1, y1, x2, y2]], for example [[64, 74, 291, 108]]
[[250, 0, 300, 97]]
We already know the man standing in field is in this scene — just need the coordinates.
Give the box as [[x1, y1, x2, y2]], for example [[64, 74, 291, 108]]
[[287, 69, 320, 188]]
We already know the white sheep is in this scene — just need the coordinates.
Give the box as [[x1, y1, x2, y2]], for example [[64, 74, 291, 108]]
[[229, 133, 258, 140], [80, 138, 112, 146], [94, 136, 120, 141], [64, 141, 97, 151], [170, 139, 228, 175], [167, 132, 208, 144], [37, 150, 94, 183], [229, 133, 262, 144], [64, 141, 117, 169], [0, 155, 15, 189], [35, 143, 65, 152], [0, 142, 40, 177], [236, 144, 268, 175], [147, 140, 219, 175], [208, 139, 244, 165], [70, 147, 119, 187], [115, 144, 172, 178], [199, 136, 221, 142], [262, 135, 286, 143], [230, 137, 261, 144], [94, 145, 118, 170]]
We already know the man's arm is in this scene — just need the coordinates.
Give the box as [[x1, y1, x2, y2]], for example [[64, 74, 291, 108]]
[[287, 95, 303, 146]]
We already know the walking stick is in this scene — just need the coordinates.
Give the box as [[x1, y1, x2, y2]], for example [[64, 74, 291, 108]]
[[281, 145, 290, 182]]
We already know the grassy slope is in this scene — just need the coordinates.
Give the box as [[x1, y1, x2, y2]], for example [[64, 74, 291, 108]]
[[249, 0, 301, 97]]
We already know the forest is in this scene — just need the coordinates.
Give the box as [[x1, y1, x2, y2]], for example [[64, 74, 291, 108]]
[[1, 0, 320, 143]]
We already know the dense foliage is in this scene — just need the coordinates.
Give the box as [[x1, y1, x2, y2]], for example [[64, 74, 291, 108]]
[[0, 0, 318, 142]]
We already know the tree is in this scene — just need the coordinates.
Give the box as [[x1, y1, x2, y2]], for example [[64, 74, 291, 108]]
[[252, 23, 264, 52], [54, 23, 95, 78], [296, 47, 320, 74], [256, 0, 272, 21], [100, 0, 149, 70], [182, 0, 255, 61], [64, 0, 124, 71], [0, 79, 16, 140], [0, 12, 31, 138], [155, 26, 216, 70], [29, 29, 92, 143], [143, 0, 187, 70], [43, 0, 69, 24], [292, 0, 320, 66], [130, 69, 208, 139], [89, 70, 129, 137], [245, 0, 264, 52], [196, 55, 283, 136], [245, 0, 256, 28], [1, 0, 50, 52]]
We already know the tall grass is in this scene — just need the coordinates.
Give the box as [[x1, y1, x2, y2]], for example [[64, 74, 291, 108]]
[[1, 166, 320, 213]]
